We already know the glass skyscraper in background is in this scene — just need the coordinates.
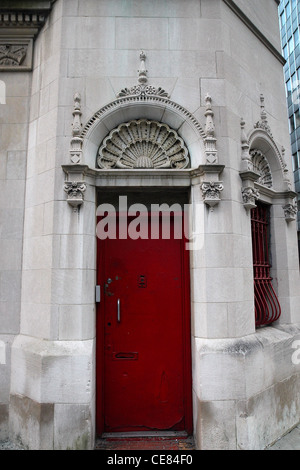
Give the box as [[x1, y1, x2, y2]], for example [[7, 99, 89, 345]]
[[279, 0, 300, 255]]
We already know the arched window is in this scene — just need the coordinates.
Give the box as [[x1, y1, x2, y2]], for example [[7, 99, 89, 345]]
[[240, 102, 298, 326], [251, 201, 281, 327]]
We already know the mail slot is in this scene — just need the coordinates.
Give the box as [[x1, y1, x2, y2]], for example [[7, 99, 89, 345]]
[[112, 352, 138, 361]]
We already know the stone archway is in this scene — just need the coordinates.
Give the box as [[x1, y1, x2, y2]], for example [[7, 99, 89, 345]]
[[79, 95, 207, 170], [61, 56, 226, 448]]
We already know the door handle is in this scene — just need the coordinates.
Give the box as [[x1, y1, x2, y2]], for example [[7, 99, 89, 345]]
[[117, 298, 121, 323]]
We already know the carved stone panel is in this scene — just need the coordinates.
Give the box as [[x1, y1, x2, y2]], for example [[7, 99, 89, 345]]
[[0, 38, 33, 71], [97, 119, 190, 170], [0, 44, 27, 66]]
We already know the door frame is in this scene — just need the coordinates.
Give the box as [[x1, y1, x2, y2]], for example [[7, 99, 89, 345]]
[[95, 201, 193, 436]]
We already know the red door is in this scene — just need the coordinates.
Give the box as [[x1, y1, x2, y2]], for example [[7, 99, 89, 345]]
[[96, 213, 192, 434]]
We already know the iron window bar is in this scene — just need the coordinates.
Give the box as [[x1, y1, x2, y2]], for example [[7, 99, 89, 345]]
[[251, 203, 281, 327]]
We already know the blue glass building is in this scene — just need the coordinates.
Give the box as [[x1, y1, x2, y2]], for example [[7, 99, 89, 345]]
[[279, 0, 300, 255]]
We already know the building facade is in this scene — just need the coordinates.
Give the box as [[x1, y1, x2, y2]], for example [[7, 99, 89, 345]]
[[0, 0, 300, 450], [279, 0, 300, 256]]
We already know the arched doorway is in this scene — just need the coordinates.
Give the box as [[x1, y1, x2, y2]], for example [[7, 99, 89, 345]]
[[62, 89, 219, 445], [94, 119, 194, 435]]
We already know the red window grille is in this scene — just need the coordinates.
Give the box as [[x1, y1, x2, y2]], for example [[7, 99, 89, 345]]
[[251, 203, 281, 327]]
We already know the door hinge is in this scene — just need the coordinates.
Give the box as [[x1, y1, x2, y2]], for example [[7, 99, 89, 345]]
[[95, 285, 101, 303]]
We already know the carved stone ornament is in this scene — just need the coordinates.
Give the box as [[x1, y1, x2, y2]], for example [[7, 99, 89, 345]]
[[64, 181, 87, 211], [282, 147, 292, 191], [204, 94, 218, 164], [97, 119, 190, 169], [0, 4, 54, 71], [117, 51, 169, 99], [242, 187, 260, 210], [0, 39, 33, 71], [200, 181, 224, 210], [254, 94, 273, 138], [70, 93, 83, 164], [250, 149, 273, 188], [283, 201, 298, 222], [0, 10, 50, 30], [0, 45, 27, 66], [240, 118, 253, 171]]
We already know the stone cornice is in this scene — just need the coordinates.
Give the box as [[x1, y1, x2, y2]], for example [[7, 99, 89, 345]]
[[0, 1, 55, 71], [0, 0, 55, 34], [222, 0, 285, 65], [0, 1, 55, 13]]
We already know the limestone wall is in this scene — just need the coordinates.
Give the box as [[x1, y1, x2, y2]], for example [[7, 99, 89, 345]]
[[0, 71, 30, 440], [0, 0, 299, 450]]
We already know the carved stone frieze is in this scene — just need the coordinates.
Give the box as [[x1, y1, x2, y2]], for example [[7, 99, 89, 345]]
[[97, 119, 190, 170]]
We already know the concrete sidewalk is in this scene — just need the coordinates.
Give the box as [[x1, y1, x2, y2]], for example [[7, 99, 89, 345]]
[[1, 424, 300, 450]]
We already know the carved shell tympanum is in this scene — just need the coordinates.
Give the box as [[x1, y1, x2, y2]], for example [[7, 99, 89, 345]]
[[250, 149, 273, 188], [97, 119, 190, 169]]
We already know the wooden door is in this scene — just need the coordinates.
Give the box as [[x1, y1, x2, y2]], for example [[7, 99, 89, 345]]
[[96, 214, 192, 434]]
